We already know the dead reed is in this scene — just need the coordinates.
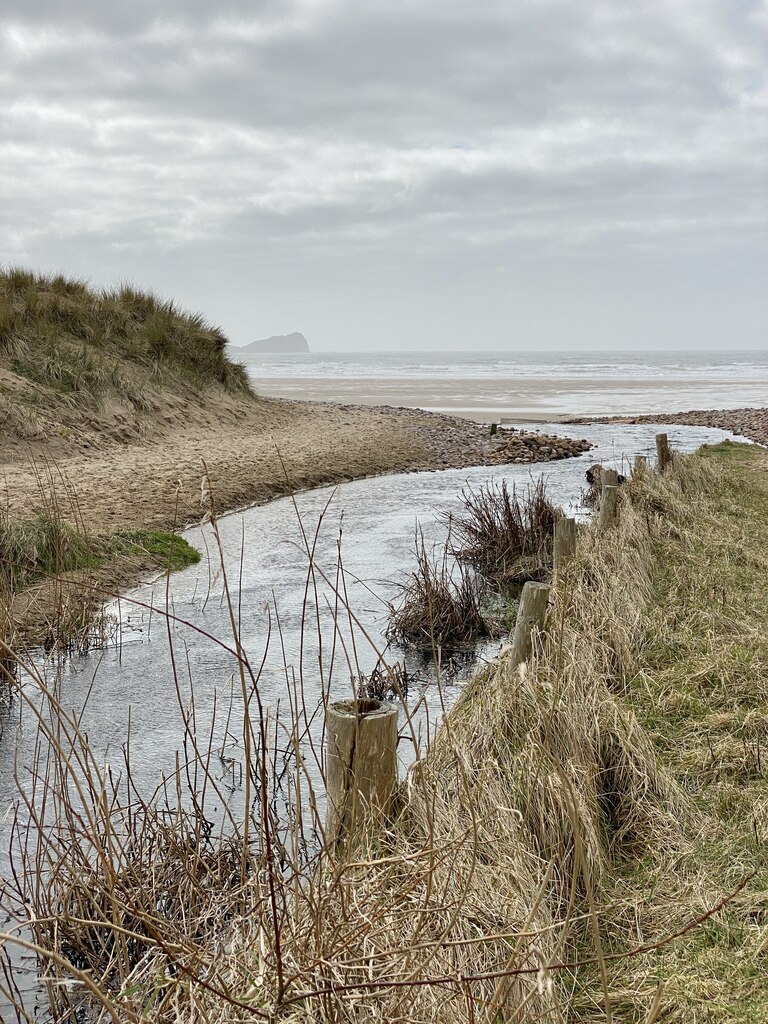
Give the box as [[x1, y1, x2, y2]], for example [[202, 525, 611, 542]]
[[449, 476, 559, 586], [385, 529, 487, 650]]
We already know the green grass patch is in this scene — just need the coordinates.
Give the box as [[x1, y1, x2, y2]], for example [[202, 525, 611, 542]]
[[0, 512, 101, 589], [578, 441, 768, 1020], [1, 514, 200, 594], [113, 530, 201, 573]]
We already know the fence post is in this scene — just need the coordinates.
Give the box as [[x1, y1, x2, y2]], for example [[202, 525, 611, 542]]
[[325, 698, 398, 848], [510, 581, 550, 666], [633, 455, 648, 476], [553, 517, 577, 576], [602, 468, 619, 487], [598, 484, 619, 530], [656, 433, 672, 472]]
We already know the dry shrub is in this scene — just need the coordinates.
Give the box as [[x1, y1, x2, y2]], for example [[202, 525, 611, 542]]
[[450, 476, 558, 586], [386, 530, 487, 649], [356, 656, 414, 700]]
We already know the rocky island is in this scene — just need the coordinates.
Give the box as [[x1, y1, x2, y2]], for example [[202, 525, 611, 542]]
[[240, 331, 310, 354]]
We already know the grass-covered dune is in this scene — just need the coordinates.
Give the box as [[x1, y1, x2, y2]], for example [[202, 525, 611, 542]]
[[0, 267, 252, 448]]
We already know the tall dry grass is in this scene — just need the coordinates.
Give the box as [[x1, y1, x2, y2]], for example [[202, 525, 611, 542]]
[[386, 528, 487, 651], [449, 476, 559, 586], [0, 449, 761, 1022]]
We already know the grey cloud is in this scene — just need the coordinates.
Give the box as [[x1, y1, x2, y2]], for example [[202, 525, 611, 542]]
[[0, 0, 766, 349]]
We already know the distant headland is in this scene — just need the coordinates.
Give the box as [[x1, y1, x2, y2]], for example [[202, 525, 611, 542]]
[[240, 332, 309, 354]]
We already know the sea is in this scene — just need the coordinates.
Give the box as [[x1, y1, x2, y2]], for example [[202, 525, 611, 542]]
[[235, 348, 768, 420]]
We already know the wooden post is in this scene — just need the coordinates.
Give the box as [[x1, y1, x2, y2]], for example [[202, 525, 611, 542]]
[[325, 698, 398, 847], [656, 433, 672, 472], [633, 455, 648, 476], [510, 581, 550, 666], [553, 517, 577, 575], [602, 467, 619, 487], [598, 484, 619, 530]]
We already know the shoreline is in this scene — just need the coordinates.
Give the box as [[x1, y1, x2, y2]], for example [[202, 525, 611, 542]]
[[565, 406, 768, 446], [2, 397, 592, 536], [4, 394, 767, 646], [243, 374, 768, 424], [1, 396, 590, 644]]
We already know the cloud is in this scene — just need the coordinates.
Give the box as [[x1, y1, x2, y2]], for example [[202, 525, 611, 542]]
[[1, 0, 766, 348]]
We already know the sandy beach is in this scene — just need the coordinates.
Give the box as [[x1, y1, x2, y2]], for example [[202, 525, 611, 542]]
[[244, 372, 768, 423], [1, 396, 590, 537]]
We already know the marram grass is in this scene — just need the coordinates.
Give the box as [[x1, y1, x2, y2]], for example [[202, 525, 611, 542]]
[[0, 266, 251, 415]]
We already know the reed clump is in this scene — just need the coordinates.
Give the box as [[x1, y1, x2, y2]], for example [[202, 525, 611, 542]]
[[449, 476, 559, 585], [385, 529, 487, 649]]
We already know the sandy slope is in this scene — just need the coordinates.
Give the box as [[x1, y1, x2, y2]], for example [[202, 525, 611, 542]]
[[1, 396, 583, 535]]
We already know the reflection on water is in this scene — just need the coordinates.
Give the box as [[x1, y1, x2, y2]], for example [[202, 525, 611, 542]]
[[0, 422, 746, 822]]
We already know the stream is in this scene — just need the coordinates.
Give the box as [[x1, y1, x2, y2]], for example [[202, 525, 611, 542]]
[[0, 420, 748, 1018]]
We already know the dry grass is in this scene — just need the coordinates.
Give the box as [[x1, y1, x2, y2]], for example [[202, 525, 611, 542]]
[[449, 476, 559, 586], [1, 443, 767, 1022], [386, 529, 488, 650]]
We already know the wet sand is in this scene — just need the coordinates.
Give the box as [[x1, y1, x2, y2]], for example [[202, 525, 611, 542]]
[[248, 375, 768, 423]]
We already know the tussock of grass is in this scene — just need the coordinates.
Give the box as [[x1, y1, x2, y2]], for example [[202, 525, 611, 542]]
[[386, 530, 487, 649], [0, 266, 251, 417], [450, 476, 559, 585], [0, 512, 98, 589]]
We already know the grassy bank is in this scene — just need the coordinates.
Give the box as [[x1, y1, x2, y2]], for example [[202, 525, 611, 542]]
[[0, 267, 252, 451], [238, 441, 767, 1020], [0, 504, 200, 649], [2, 442, 766, 1021]]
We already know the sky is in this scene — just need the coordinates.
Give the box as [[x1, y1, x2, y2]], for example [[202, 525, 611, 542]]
[[1, 0, 767, 352]]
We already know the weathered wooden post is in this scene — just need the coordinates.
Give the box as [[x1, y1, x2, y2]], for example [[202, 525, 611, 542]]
[[325, 698, 398, 848], [602, 467, 620, 487], [633, 455, 648, 476], [553, 517, 577, 576], [510, 581, 550, 666], [598, 484, 619, 530], [656, 433, 672, 472], [490, 422, 498, 437]]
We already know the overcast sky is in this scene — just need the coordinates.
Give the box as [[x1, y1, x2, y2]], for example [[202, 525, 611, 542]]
[[1, 0, 767, 352]]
